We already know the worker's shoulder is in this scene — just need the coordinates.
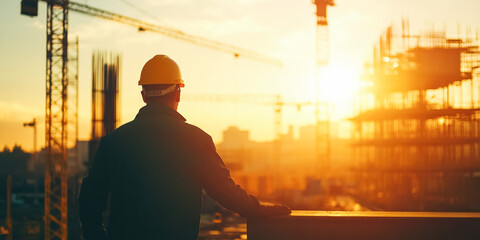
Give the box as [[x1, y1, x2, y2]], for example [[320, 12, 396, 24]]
[[181, 121, 212, 140], [113, 120, 136, 133], [105, 118, 211, 139], [99, 120, 136, 141]]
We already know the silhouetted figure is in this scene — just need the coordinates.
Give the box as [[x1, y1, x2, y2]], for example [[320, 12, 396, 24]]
[[79, 55, 290, 240]]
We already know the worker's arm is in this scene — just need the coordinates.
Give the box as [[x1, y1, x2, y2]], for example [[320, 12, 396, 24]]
[[79, 137, 111, 240], [198, 133, 290, 217]]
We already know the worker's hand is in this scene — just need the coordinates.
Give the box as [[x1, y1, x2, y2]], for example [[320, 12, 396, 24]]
[[256, 202, 291, 217]]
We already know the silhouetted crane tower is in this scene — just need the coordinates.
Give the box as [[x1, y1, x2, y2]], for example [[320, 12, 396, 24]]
[[314, 0, 334, 65], [20, 0, 282, 239], [313, 0, 334, 171]]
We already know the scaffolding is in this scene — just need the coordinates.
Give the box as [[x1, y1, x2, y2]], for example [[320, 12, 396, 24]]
[[351, 20, 480, 211]]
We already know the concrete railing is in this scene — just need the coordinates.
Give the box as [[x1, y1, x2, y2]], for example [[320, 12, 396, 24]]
[[248, 211, 480, 240]]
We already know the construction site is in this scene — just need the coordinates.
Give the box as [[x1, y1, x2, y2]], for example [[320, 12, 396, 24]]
[[350, 20, 480, 211], [1, 0, 480, 239]]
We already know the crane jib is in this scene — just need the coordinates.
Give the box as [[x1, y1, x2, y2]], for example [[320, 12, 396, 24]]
[[34, 0, 282, 66]]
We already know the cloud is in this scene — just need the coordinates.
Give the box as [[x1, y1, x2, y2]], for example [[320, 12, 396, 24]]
[[0, 101, 43, 122], [232, 0, 276, 5], [69, 11, 272, 55], [144, 0, 190, 7], [143, 0, 275, 8], [179, 16, 266, 38], [0, 102, 44, 151], [70, 19, 165, 49], [32, 21, 45, 30]]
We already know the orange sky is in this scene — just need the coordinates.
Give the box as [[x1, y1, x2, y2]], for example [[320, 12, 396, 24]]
[[1, 0, 480, 151]]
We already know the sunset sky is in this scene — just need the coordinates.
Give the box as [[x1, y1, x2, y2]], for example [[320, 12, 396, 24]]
[[1, 0, 479, 151]]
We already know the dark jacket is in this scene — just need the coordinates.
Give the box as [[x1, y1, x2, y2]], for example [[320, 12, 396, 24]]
[[79, 104, 259, 240]]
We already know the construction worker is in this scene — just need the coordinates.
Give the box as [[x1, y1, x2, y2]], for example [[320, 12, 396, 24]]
[[79, 55, 291, 240]]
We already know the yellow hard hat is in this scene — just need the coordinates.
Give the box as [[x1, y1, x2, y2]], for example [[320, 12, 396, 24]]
[[138, 55, 185, 87]]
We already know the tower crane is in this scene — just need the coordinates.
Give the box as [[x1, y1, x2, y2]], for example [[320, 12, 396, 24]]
[[20, 0, 283, 239], [313, 0, 334, 171]]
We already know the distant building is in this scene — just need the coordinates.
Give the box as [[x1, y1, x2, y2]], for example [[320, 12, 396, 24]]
[[220, 126, 250, 149], [216, 126, 252, 172], [214, 124, 350, 202], [67, 140, 89, 176]]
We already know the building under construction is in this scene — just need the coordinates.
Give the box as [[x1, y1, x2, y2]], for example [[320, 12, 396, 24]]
[[89, 51, 121, 166], [350, 20, 480, 211]]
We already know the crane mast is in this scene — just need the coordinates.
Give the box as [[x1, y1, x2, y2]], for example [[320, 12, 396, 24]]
[[44, 0, 69, 239], [313, 0, 334, 173]]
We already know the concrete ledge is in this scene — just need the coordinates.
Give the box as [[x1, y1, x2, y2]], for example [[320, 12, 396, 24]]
[[247, 211, 480, 240]]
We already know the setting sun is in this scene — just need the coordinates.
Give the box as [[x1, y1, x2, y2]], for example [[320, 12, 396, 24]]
[[302, 64, 362, 120], [319, 64, 360, 104]]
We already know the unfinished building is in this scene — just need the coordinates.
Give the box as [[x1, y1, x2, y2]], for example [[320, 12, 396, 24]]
[[88, 51, 121, 166], [350, 20, 480, 211]]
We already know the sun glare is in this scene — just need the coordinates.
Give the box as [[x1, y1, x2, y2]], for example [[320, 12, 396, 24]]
[[316, 64, 361, 119]]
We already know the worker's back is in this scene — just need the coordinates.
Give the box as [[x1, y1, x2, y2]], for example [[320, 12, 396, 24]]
[[79, 55, 290, 240], [80, 104, 217, 239]]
